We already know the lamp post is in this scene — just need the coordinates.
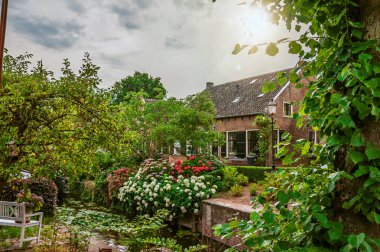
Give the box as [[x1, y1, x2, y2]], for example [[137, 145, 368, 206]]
[[0, 0, 8, 88], [267, 99, 277, 172]]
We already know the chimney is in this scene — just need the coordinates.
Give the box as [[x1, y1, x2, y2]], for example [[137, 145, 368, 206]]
[[206, 82, 214, 89]]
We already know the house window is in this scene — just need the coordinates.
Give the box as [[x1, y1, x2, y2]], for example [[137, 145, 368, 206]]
[[247, 130, 259, 157], [273, 130, 286, 155], [221, 132, 227, 157], [227, 131, 246, 158], [309, 131, 318, 144], [284, 102, 292, 117]]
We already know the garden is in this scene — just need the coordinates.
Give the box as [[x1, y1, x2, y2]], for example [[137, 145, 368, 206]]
[[0, 152, 271, 251], [2, 0, 380, 251]]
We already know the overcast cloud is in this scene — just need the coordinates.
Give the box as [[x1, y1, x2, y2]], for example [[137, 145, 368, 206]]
[[6, 0, 300, 98]]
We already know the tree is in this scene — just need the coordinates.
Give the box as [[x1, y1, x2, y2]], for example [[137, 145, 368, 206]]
[[123, 91, 222, 158], [215, 0, 380, 249], [111, 71, 167, 104], [0, 52, 135, 179]]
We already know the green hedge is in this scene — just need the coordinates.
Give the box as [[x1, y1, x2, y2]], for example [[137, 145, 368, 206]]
[[227, 166, 296, 182]]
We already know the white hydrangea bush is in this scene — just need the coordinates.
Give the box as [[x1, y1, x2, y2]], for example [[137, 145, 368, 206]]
[[118, 173, 218, 218]]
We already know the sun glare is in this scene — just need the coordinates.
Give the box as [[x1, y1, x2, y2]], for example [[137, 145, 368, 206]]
[[241, 4, 272, 42]]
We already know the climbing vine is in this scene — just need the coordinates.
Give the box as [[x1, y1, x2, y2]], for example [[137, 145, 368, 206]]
[[215, 0, 380, 250]]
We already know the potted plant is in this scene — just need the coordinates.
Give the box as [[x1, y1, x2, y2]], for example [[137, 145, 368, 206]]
[[16, 187, 44, 223], [247, 152, 257, 165]]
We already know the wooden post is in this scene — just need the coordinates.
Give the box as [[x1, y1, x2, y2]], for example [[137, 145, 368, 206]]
[[0, 0, 8, 88]]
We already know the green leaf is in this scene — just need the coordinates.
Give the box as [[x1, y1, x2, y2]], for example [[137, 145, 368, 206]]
[[339, 64, 351, 81], [262, 81, 276, 93], [348, 233, 365, 249], [289, 41, 302, 54], [232, 44, 248, 55], [250, 211, 260, 222], [295, 24, 301, 32], [314, 213, 330, 228], [369, 166, 380, 179], [371, 211, 380, 224], [262, 211, 276, 224], [371, 239, 380, 248], [277, 77, 287, 86], [341, 244, 353, 252], [338, 115, 356, 128], [328, 221, 343, 241], [327, 135, 345, 145], [352, 98, 370, 120], [352, 30, 363, 39], [351, 132, 364, 147], [248, 46, 258, 54], [362, 241, 373, 252], [349, 150, 364, 164], [277, 191, 289, 205], [266, 42, 279, 56], [371, 106, 380, 118], [365, 144, 380, 160], [349, 21, 364, 28], [359, 53, 373, 62], [302, 141, 311, 155], [338, 33, 346, 47], [342, 194, 361, 209], [354, 165, 369, 177]]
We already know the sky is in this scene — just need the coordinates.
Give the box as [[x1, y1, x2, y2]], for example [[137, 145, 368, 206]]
[[6, 0, 301, 98]]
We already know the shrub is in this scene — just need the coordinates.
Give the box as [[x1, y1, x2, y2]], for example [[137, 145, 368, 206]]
[[0, 177, 58, 216], [119, 173, 218, 218], [221, 166, 238, 190], [118, 156, 221, 217], [28, 178, 58, 216], [250, 183, 258, 196], [234, 166, 272, 182], [229, 185, 243, 197], [171, 155, 223, 178], [235, 174, 249, 186], [106, 168, 134, 199]]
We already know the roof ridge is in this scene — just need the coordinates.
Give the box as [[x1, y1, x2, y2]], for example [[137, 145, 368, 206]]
[[215, 67, 294, 87]]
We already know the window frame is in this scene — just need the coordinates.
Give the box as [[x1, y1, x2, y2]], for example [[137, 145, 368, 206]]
[[283, 102, 293, 117]]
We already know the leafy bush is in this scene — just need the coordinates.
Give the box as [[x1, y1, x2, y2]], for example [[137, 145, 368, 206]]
[[214, 168, 380, 251], [250, 183, 258, 196], [0, 177, 58, 216], [221, 166, 238, 190], [230, 166, 296, 182], [235, 174, 249, 186], [119, 173, 218, 218], [234, 166, 272, 182], [106, 167, 134, 199], [221, 167, 249, 191], [171, 155, 223, 177], [229, 185, 243, 197]]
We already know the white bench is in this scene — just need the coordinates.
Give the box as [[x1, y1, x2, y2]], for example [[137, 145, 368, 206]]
[[0, 201, 43, 248]]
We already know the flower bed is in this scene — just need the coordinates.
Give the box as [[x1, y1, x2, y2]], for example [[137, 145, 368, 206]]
[[118, 156, 222, 218]]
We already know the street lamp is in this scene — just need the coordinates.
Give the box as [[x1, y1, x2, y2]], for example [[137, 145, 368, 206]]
[[267, 99, 277, 172]]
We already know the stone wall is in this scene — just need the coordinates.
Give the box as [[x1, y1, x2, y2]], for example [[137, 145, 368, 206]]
[[201, 199, 252, 249]]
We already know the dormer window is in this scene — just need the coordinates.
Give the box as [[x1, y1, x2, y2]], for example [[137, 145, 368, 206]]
[[283, 102, 292, 117]]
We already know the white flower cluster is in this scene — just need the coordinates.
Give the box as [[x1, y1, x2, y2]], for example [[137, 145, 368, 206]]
[[118, 174, 218, 216]]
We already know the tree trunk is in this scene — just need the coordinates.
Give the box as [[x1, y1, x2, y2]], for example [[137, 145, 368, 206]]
[[337, 0, 380, 237]]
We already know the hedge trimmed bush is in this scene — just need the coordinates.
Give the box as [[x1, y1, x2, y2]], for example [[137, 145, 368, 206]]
[[228, 166, 296, 182], [0, 177, 58, 216]]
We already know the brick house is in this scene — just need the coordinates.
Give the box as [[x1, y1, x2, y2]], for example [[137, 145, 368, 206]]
[[206, 69, 315, 165]]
